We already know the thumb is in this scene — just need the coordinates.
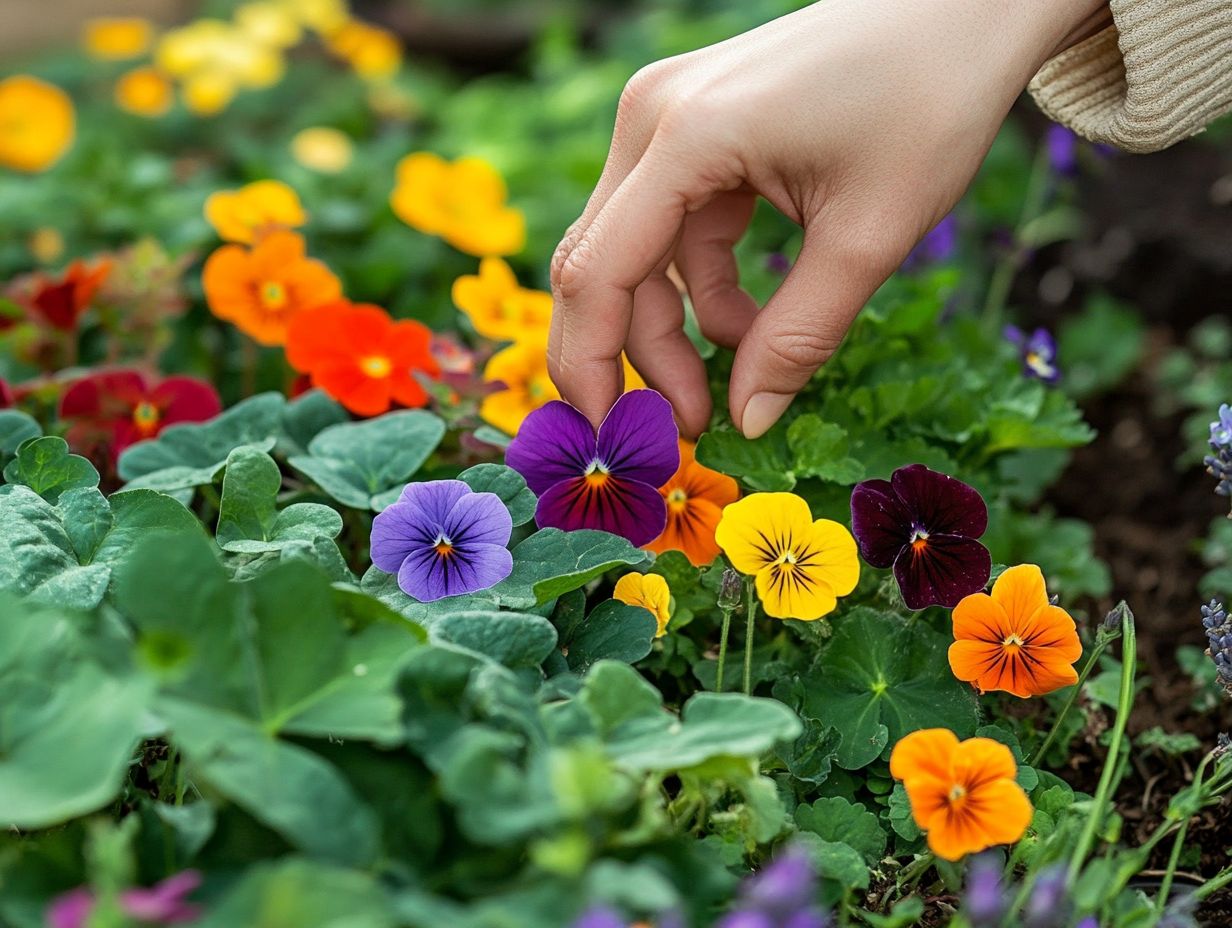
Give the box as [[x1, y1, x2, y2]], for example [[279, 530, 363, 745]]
[[728, 229, 894, 438]]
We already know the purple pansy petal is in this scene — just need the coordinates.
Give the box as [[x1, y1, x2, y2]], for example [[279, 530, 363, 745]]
[[595, 390, 679, 486], [892, 533, 991, 610], [505, 400, 597, 495], [393, 479, 472, 526], [120, 871, 202, 922], [717, 913, 777, 928], [1026, 328, 1056, 360], [398, 542, 513, 602], [849, 479, 913, 568], [46, 889, 94, 928], [371, 502, 437, 573], [1002, 325, 1025, 348], [572, 908, 628, 928], [1046, 124, 1078, 175], [442, 490, 513, 548], [890, 464, 988, 539], [535, 476, 667, 547]]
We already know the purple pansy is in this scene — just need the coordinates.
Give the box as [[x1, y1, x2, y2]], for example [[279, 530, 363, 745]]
[[849, 464, 991, 610], [1046, 124, 1079, 175], [717, 846, 831, 928], [903, 213, 958, 269], [370, 479, 513, 602], [47, 871, 202, 928], [961, 855, 1008, 928], [505, 389, 679, 547], [1004, 325, 1060, 384]]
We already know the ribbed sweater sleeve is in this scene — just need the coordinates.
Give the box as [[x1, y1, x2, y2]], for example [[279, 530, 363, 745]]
[[1029, 0, 1232, 153]]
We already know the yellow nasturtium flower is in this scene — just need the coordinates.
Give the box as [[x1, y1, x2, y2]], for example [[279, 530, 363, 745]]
[[0, 76, 75, 173], [204, 179, 307, 244], [115, 68, 174, 117], [715, 493, 859, 621], [452, 258, 551, 342], [290, 127, 353, 174], [480, 341, 560, 437], [613, 573, 672, 638], [83, 17, 154, 60], [290, 0, 350, 34], [235, 1, 303, 48], [326, 20, 402, 80], [391, 153, 525, 258]]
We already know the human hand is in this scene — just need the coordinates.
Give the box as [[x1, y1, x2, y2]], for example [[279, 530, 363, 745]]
[[548, 0, 1110, 438]]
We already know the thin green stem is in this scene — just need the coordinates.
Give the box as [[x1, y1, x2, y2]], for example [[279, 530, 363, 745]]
[[982, 141, 1053, 331], [716, 608, 734, 692], [1194, 863, 1232, 902], [1031, 631, 1114, 767], [743, 581, 758, 696], [1068, 610, 1136, 882]]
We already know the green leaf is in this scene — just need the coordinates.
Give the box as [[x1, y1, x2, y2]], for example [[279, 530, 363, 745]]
[[888, 784, 922, 841], [0, 594, 147, 828], [199, 859, 396, 928], [579, 660, 664, 736], [1058, 295, 1146, 400], [796, 608, 979, 769], [984, 384, 1095, 453], [288, 410, 446, 509], [3, 436, 99, 504], [604, 692, 802, 772], [696, 424, 795, 491], [780, 717, 842, 786], [492, 528, 652, 608], [217, 447, 342, 553], [276, 390, 350, 457], [458, 462, 537, 526], [118, 392, 286, 492], [788, 415, 865, 484], [431, 610, 558, 667], [0, 409, 41, 470], [795, 796, 887, 864], [857, 897, 926, 928], [794, 832, 870, 890], [565, 600, 658, 672]]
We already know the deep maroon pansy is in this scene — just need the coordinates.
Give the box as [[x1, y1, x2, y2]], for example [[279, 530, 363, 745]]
[[505, 389, 679, 547], [849, 464, 991, 610], [1004, 325, 1060, 384]]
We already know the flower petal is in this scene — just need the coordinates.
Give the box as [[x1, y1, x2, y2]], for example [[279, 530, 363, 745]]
[[849, 478, 912, 567], [892, 533, 991, 610], [504, 400, 596, 495], [951, 737, 1018, 787], [964, 778, 1033, 847], [754, 562, 837, 621], [646, 495, 725, 566], [990, 564, 1049, 625], [947, 639, 1007, 689], [150, 377, 222, 425], [715, 493, 815, 577], [889, 728, 959, 784], [890, 464, 988, 538], [952, 591, 1012, 644], [398, 541, 513, 602], [535, 475, 667, 547], [595, 389, 679, 486], [443, 490, 513, 548], [1020, 604, 1083, 662], [799, 519, 861, 597]]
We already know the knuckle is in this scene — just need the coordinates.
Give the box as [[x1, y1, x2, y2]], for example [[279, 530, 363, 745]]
[[619, 62, 669, 117], [763, 329, 838, 373], [555, 240, 595, 303]]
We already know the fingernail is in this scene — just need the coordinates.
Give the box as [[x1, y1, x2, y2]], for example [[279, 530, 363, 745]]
[[740, 392, 793, 439]]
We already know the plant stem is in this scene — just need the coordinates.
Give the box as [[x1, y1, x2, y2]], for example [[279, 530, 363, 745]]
[[743, 581, 758, 696], [1068, 609, 1136, 883], [982, 141, 1052, 332], [1194, 863, 1232, 902], [1157, 753, 1216, 915], [1030, 631, 1114, 767], [716, 607, 734, 692]]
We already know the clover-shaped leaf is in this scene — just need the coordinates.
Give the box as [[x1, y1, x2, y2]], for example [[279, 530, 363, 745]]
[[3, 436, 99, 504], [0, 409, 41, 471], [217, 446, 342, 554], [492, 528, 653, 608]]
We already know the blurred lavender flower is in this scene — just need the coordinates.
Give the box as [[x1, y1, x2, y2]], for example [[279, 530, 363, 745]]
[[903, 214, 958, 269], [571, 907, 628, 928], [1004, 326, 1061, 384], [1022, 866, 1070, 928], [717, 847, 831, 928], [1158, 893, 1199, 928], [961, 855, 1008, 928], [1201, 599, 1232, 689], [1074, 919, 1099, 928], [1046, 125, 1079, 176], [1203, 406, 1232, 499]]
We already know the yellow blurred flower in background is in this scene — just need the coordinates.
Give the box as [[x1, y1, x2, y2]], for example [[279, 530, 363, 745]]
[[157, 19, 285, 116], [0, 76, 75, 173], [235, 2, 302, 48], [326, 21, 402, 80], [115, 68, 174, 117], [27, 228, 65, 265], [290, 127, 353, 174], [83, 17, 154, 61], [452, 258, 551, 341], [181, 71, 236, 117], [290, 0, 351, 34], [391, 153, 525, 257], [479, 341, 559, 436], [205, 180, 307, 244]]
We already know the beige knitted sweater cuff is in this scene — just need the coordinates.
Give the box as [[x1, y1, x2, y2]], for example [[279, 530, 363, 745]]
[[1029, 0, 1232, 153]]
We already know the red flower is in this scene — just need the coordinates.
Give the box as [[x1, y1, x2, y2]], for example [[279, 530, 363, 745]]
[[59, 369, 221, 462], [27, 258, 112, 331], [0, 378, 13, 408]]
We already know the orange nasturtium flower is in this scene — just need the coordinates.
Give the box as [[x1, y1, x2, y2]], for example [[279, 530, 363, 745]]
[[202, 231, 341, 346], [286, 300, 440, 417], [647, 441, 739, 567], [115, 68, 174, 117], [391, 153, 525, 258], [948, 564, 1082, 698], [326, 20, 403, 80], [890, 728, 1033, 861], [451, 258, 551, 342], [82, 17, 154, 60], [204, 179, 307, 244], [0, 76, 75, 173], [715, 493, 859, 621], [613, 573, 672, 638]]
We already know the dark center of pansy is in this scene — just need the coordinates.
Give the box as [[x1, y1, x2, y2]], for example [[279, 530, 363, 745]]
[[433, 536, 454, 558], [1002, 633, 1025, 648], [909, 527, 930, 552], [584, 460, 610, 489]]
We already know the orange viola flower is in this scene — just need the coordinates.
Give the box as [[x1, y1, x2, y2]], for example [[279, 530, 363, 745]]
[[646, 440, 739, 566], [285, 300, 440, 416], [948, 564, 1082, 698], [202, 231, 341, 346], [889, 728, 1033, 862], [204, 179, 306, 245]]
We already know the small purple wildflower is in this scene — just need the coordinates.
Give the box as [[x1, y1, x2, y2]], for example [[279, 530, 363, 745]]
[[717, 847, 831, 928], [1004, 326, 1061, 384], [961, 855, 1008, 928], [370, 480, 513, 602], [1210, 404, 1232, 449], [1075, 919, 1100, 928], [1046, 125, 1079, 176], [505, 390, 679, 546], [1204, 405, 1232, 501], [571, 907, 629, 928], [1201, 599, 1232, 690], [47, 871, 202, 928], [850, 464, 991, 610], [1022, 865, 1070, 928], [903, 213, 958, 269]]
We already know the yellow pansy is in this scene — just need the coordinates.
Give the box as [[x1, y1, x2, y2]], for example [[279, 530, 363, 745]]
[[290, 127, 353, 174], [452, 258, 551, 341], [0, 76, 75, 173], [83, 17, 154, 60], [182, 71, 236, 116], [204, 179, 307, 244], [715, 493, 859, 621], [289, 0, 350, 34], [480, 341, 559, 436], [391, 153, 525, 258], [235, 2, 302, 48], [115, 68, 174, 117], [157, 19, 285, 106], [326, 20, 402, 80], [28, 227, 64, 264], [613, 573, 672, 638]]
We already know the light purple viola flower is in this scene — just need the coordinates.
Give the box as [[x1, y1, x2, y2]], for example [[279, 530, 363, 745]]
[[850, 464, 991, 610], [1022, 865, 1070, 928], [903, 213, 958, 269], [505, 390, 679, 547], [1046, 124, 1079, 175], [47, 871, 202, 928], [742, 848, 816, 914], [1210, 403, 1232, 450], [962, 855, 1008, 928], [370, 479, 513, 602], [571, 907, 628, 928], [1004, 325, 1061, 384]]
